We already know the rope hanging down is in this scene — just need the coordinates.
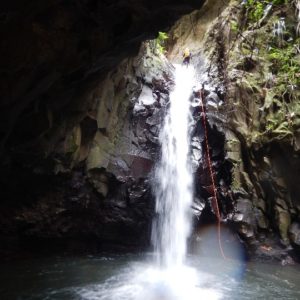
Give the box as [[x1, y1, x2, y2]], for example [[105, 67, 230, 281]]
[[199, 88, 227, 260]]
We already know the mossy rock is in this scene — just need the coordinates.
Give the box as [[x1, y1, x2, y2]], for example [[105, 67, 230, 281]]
[[275, 205, 291, 243], [87, 132, 115, 170]]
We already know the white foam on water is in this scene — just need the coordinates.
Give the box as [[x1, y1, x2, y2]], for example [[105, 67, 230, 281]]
[[76, 263, 222, 300]]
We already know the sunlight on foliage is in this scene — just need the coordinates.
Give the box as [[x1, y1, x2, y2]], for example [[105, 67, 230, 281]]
[[245, 0, 288, 23], [155, 31, 168, 54], [268, 42, 300, 98]]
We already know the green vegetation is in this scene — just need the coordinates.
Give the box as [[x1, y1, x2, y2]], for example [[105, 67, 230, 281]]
[[245, 0, 288, 23], [230, 20, 239, 32], [155, 31, 168, 54], [246, 0, 265, 22], [271, 0, 288, 4], [268, 42, 300, 98], [229, 0, 299, 143], [255, 39, 300, 140]]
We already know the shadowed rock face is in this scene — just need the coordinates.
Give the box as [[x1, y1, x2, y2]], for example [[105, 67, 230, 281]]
[[194, 1, 300, 263], [0, 36, 175, 257], [4, 0, 298, 263], [0, 0, 205, 159], [161, 0, 300, 263], [0, 0, 210, 256], [1, 1, 199, 257]]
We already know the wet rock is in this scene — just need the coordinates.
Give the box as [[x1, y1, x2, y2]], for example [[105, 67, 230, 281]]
[[237, 222, 255, 240], [146, 108, 164, 127], [149, 125, 160, 137], [145, 130, 159, 144], [275, 198, 288, 211], [152, 78, 170, 95], [206, 91, 223, 110], [254, 197, 266, 213], [128, 180, 150, 205], [138, 86, 157, 107], [275, 205, 291, 244], [191, 197, 205, 217], [206, 91, 221, 103], [254, 208, 268, 229], [133, 103, 148, 117], [87, 132, 114, 170], [191, 160, 200, 173], [191, 136, 203, 149], [129, 156, 153, 179], [254, 239, 294, 263], [192, 148, 202, 162], [191, 140, 202, 153], [0, 36, 177, 255], [159, 93, 170, 107], [0, 0, 202, 165], [289, 222, 300, 247], [88, 170, 109, 197], [274, 177, 287, 191], [135, 118, 148, 139], [281, 255, 295, 266], [211, 147, 222, 158], [233, 198, 257, 237]]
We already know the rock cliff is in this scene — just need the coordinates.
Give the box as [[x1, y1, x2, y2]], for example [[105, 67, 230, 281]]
[[0, 0, 204, 256], [171, 0, 300, 263], [1, 0, 300, 263]]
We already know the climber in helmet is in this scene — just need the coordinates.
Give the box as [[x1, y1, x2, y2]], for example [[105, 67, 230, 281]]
[[183, 47, 191, 67]]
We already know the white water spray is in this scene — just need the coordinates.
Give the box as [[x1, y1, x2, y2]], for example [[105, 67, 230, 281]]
[[152, 64, 196, 268], [75, 64, 239, 300], [273, 17, 286, 47]]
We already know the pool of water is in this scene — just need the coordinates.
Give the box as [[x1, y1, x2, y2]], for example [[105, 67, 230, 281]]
[[0, 253, 299, 300]]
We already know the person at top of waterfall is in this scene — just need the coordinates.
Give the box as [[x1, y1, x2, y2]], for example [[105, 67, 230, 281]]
[[182, 47, 191, 67]]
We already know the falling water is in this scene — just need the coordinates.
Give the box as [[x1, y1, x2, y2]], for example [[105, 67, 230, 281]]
[[263, 3, 273, 19], [273, 17, 286, 47], [152, 64, 196, 268], [296, 0, 300, 35]]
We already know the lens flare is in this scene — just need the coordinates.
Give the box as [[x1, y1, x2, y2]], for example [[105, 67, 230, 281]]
[[191, 224, 247, 280]]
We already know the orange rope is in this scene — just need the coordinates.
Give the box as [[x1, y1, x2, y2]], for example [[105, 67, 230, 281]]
[[199, 89, 226, 260]]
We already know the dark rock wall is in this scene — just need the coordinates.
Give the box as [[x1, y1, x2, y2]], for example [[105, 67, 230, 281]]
[[1, 0, 207, 256], [2, 0, 299, 263], [198, 0, 300, 262], [0, 39, 176, 256], [162, 0, 300, 263], [0, 0, 205, 162]]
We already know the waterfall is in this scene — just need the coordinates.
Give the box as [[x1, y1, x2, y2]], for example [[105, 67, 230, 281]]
[[273, 17, 286, 47], [297, 0, 300, 35], [152, 64, 196, 268]]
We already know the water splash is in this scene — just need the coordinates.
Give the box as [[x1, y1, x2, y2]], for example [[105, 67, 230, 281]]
[[273, 17, 286, 47], [75, 262, 223, 300], [152, 64, 195, 268]]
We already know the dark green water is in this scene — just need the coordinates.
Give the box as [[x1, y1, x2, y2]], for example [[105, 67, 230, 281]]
[[0, 253, 299, 300]]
